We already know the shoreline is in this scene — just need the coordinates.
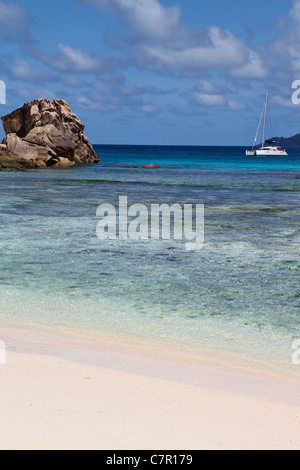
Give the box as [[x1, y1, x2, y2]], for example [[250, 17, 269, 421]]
[[1, 320, 300, 450], [2, 319, 300, 402]]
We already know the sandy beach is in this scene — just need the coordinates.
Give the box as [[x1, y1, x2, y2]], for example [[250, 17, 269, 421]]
[[2, 0, 300, 455], [0, 323, 300, 450]]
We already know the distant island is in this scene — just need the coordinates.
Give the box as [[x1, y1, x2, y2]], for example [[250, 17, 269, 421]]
[[267, 133, 300, 148]]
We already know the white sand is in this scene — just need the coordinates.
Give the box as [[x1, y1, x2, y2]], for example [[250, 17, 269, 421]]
[[0, 323, 300, 450]]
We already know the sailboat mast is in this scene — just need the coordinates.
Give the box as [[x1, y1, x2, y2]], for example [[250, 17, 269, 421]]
[[245, 88, 288, 156], [262, 89, 268, 148]]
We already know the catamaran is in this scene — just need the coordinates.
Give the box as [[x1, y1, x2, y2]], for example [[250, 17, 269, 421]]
[[246, 90, 288, 156]]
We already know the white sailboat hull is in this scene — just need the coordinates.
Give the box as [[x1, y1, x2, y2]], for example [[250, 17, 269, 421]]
[[245, 89, 288, 157], [246, 147, 288, 156]]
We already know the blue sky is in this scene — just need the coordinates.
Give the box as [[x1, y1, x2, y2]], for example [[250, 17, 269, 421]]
[[0, 0, 300, 145]]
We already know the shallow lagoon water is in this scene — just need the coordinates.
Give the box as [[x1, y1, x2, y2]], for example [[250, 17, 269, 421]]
[[0, 145, 299, 365]]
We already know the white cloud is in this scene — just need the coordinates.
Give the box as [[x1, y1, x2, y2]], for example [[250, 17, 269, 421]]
[[289, 0, 300, 25], [230, 50, 266, 79], [188, 80, 245, 110], [227, 100, 246, 111], [81, 0, 266, 79], [192, 92, 227, 107], [0, 0, 29, 31], [24, 43, 123, 75], [119, 84, 138, 96], [270, 95, 295, 109], [77, 94, 121, 111], [83, 0, 181, 42], [262, 1, 300, 78], [61, 75, 84, 88], [115, 0, 180, 42], [56, 44, 104, 72], [190, 91, 244, 110], [133, 25, 266, 78], [77, 78, 162, 115], [11, 60, 56, 82], [194, 80, 227, 95], [136, 104, 159, 114]]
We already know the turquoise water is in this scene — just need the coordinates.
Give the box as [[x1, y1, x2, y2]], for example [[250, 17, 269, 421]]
[[0, 145, 300, 363]]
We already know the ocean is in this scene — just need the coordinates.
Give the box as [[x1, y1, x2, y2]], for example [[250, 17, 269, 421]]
[[0, 145, 300, 367]]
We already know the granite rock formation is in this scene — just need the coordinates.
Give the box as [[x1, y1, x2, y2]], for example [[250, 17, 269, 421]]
[[0, 99, 99, 169]]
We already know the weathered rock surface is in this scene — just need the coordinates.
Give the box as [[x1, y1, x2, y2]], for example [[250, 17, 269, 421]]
[[0, 99, 99, 170], [0, 146, 45, 171], [143, 164, 160, 169], [124, 164, 160, 169]]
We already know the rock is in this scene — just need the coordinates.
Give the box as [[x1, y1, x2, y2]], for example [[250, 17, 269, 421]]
[[0, 146, 43, 171], [143, 164, 160, 169], [0, 98, 99, 170], [54, 157, 76, 168], [4, 133, 39, 159], [3, 133, 55, 161]]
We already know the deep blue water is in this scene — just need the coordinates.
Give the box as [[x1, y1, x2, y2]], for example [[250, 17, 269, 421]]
[[0, 145, 299, 364]]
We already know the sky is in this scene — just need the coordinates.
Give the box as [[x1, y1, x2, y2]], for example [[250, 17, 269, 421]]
[[1, 0, 300, 145]]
